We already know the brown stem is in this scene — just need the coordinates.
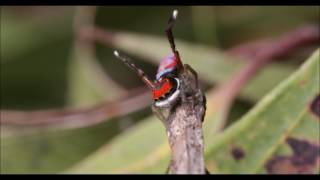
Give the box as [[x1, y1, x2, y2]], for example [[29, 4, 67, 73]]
[[0, 87, 151, 130], [166, 102, 205, 174], [161, 66, 206, 174], [229, 25, 320, 61], [77, 26, 116, 47]]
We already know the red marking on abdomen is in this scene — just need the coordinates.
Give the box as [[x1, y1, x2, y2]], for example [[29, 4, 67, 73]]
[[152, 79, 172, 99]]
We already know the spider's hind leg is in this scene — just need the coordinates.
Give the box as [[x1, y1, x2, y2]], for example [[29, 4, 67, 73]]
[[151, 103, 167, 125], [182, 64, 206, 122], [183, 64, 199, 89]]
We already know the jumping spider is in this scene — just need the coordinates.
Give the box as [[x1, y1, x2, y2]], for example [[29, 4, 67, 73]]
[[113, 10, 206, 124]]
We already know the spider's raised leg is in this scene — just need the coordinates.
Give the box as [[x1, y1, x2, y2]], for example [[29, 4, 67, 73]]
[[114, 50, 155, 90], [165, 10, 183, 69]]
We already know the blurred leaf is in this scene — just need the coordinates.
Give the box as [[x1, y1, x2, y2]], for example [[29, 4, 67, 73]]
[[191, 6, 219, 46], [205, 49, 319, 173], [1, 38, 72, 109], [1, 9, 75, 109], [213, 6, 319, 46], [67, 6, 126, 108], [67, 117, 169, 174], [108, 31, 295, 102], [67, 43, 125, 107], [1, 8, 74, 63], [0, 120, 120, 174]]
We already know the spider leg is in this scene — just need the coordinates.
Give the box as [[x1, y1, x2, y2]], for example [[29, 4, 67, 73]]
[[200, 94, 207, 122], [165, 10, 183, 69], [184, 64, 199, 89], [114, 50, 155, 90], [183, 64, 206, 122], [205, 167, 210, 174]]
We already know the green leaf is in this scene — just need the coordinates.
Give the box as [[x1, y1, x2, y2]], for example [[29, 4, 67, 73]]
[[0, 120, 120, 173], [191, 6, 219, 46], [66, 43, 125, 107], [205, 49, 319, 173], [67, 117, 169, 174]]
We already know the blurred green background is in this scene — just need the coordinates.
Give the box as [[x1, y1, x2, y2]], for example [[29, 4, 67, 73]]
[[1, 6, 319, 174]]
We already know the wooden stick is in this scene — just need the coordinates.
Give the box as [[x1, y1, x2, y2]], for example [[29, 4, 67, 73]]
[[160, 65, 206, 174]]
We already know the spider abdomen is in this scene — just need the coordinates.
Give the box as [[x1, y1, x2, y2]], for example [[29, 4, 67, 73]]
[[156, 54, 178, 80]]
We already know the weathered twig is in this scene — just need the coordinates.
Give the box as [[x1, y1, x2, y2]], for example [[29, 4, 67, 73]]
[[163, 67, 206, 174]]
